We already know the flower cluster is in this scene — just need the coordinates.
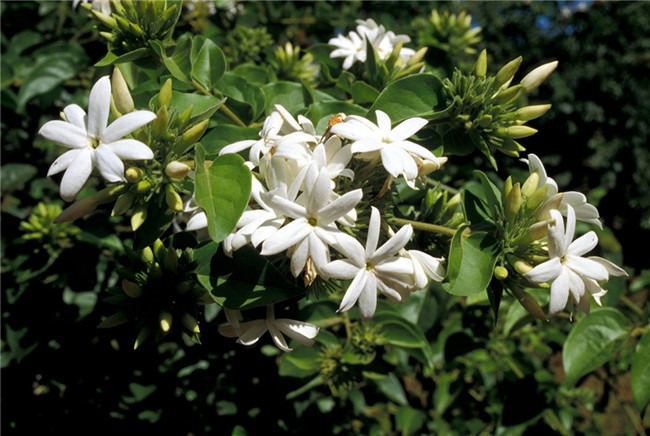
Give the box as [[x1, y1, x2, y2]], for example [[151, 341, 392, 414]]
[[186, 105, 446, 348], [329, 19, 415, 70]]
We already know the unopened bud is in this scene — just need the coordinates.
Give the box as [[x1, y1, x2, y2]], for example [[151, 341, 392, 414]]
[[407, 47, 427, 66], [497, 125, 538, 139], [133, 179, 152, 193], [418, 157, 447, 177], [125, 167, 144, 183], [165, 247, 178, 271], [157, 78, 173, 109], [521, 172, 540, 198], [165, 161, 191, 179], [505, 182, 521, 222], [536, 193, 562, 220], [525, 183, 549, 211], [502, 176, 513, 203], [477, 114, 492, 128], [159, 311, 173, 333], [112, 68, 134, 114], [97, 311, 129, 329], [141, 246, 154, 264], [513, 259, 533, 275], [175, 120, 209, 155], [441, 192, 462, 223], [91, 9, 117, 28], [513, 219, 551, 245], [515, 104, 552, 122], [133, 327, 151, 350], [112, 191, 135, 216], [474, 49, 487, 78], [152, 105, 169, 138], [520, 61, 558, 93], [501, 137, 526, 153], [131, 206, 147, 231], [122, 279, 143, 298], [492, 85, 524, 104], [54, 195, 98, 223], [176, 105, 193, 130], [153, 239, 167, 261], [177, 281, 191, 294], [165, 184, 184, 212], [494, 265, 508, 280], [182, 313, 200, 334], [150, 262, 163, 280], [494, 56, 522, 88], [511, 287, 548, 321], [99, 31, 116, 43]]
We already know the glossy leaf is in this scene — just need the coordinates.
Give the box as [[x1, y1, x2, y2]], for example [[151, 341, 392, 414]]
[[396, 406, 427, 436], [194, 145, 251, 243], [444, 228, 500, 296], [563, 307, 631, 385], [190, 38, 227, 91], [631, 328, 650, 410], [16, 55, 78, 112], [201, 125, 260, 156], [216, 72, 266, 121]]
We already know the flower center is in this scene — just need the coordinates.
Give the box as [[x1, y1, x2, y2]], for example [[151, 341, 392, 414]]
[[90, 137, 100, 149], [307, 216, 319, 227], [365, 261, 375, 271]]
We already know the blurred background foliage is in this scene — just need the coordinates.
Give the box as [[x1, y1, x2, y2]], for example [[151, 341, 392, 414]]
[[1, 1, 649, 434]]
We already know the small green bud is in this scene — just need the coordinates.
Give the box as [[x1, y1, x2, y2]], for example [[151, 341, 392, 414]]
[[520, 61, 558, 93], [176, 105, 193, 130], [474, 49, 487, 77], [441, 192, 462, 223], [174, 120, 209, 155], [476, 114, 492, 128], [501, 137, 526, 153], [505, 182, 521, 223], [141, 246, 154, 264], [157, 78, 173, 109], [536, 193, 562, 220], [521, 172, 540, 198], [165, 161, 191, 179], [133, 180, 152, 193], [515, 104, 552, 122], [150, 262, 163, 280], [99, 31, 116, 43], [494, 56, 522, 89], [177, 281, 191, 294], [125, 167, 144, 183], [497, 125, 538, 139], [112, 67, 134, 114], [526, 183, 549, 211], [153, 239, 167, 261], [502, 176, 513, 204], [165, 184, 184, 212], [159, 311, 173, 333], [165, 247, 178, 271], [54, 196, 98, 223], [492, 84, 524, 104], [112, 192, 135, 217], [131, 206, 147, 231], [494, 265, 508, 280], [406, 47, 427, 66], [513, 259, 533, 275], [97, 312, 130, 329], [512, 219, 551, 246], [182, 313, 200, 334], [91, 9, 117, 28], [511, 287, 548, 321], [122, 279, 143, 298], [133, 327, 151, 350], [151, 105, 168, 138]]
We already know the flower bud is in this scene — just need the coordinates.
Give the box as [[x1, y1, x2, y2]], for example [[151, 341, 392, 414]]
[[502, 176, 513, 204], [174, 120, 209, 155], [477, 114, 492, 128], [141, 246, 154, 264], [112, 192, 135, 216], [159, 311, 173, 333], [122, 279, 143, 298], [492, 85, 524, 104], [125, 167, 144, 183], [151, 105, 169, 138], [165, 161, 192, 179], [157, 78, 173, 109], [177, 281, 191, 294], [474, 49, 487, 78], [521, 172, 539, 198], [133, 180, 152, 193], [182, 313, 200, 334], [494, 56, 522, 89], [150, 262, 163, 280], [511, 287, 548, 321], [525, 183, 548, 211], [131, 206, 147, 231], [406, 47, 427, 66], [494, 265, 508, 280], [112, 68, 134, 115], [99, 31, 116, 43], [97, 312, 130, 329], [505, 182, 521, 223], [501, 137, 526, 153], [54, 195, 98, 223], [513, 259, 533, 275], [133, 327, 151, 350], [536, 193, 562, 220], [153, 239, 167, 261], [520, 61, 558, 93], [165, 247, 178, 271], [497, 125, 538, 139], [91, 9, 117, 28], [515, 104, 552, 122], [441, 192, 462, 223], [176, 105, 193, 131], [165, 184, 184, 212], [512, 219, 551, 245]]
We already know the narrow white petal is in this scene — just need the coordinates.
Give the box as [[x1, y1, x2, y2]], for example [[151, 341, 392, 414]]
[[93, 146, 126, 182], [39, 121, 89, 149], [218, 324, 239, 338], [318, 188, 362, 225], [365, 207, 381, 257], [577, 292, 591, 314], [260, 219, 311, 256], [276, 319, 320, 345], [375, 110, 392, 134], [331, 121, 374, 141], [567, 268, 586, 303], [268, 323, 292, 352], [106, 139, 154, 160], [322, 259, 362, 280], [59, 148, 93, 201], [564, 205, 576, 252], [392, 140, 437, 161], [219, 139, 257, 156], [48, 149, 82, 176], [330, 232, 365, 267], [547, 209, 566, 258], [86, 76, 111, 138], [409, 250, 445, 281], [102, 110, 156, 143], [338, 270, 368, 313], [308, 169, 333, 213], [381, 146, 417, 180], [264, 194, 307, 220], [308, 232, 331, 273], [63, 104, 87, 131], [250, 219, 283, 248], [567, 231, 598, 257], [587, 256, 628, 277], [358, 273, 378, 321], [524, 257, 562, 283], [371, 224, 413, 262], [186, 212, 208, 231], [350, 138, 384, 154], [237, 320, 268, 345], [290, 237, 309, 277], [566, 255, 609, 281], [375, 257, 414, 275], [549, 268, 570, 315], [388, 117, 427, 142]]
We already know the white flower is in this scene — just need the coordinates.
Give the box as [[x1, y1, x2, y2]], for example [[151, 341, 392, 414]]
[[524, 205, 626, 315], [329, 31, 366, 70], [403, 249, 445, 290], [73, 0, 111, 15], [218, 305, 320, 352], [331, 110, 438, 185], [39, 76, 156, 201], [260, 167, 363, 278], [323, 207, 414, 321], [523, 154, 602, 228]]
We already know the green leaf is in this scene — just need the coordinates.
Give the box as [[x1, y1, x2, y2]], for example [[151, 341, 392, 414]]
[[149, 40, 189, 83], [16, 55, 77, 112], [169, 91, 225, 122], [368, 73, 445, 124], [279, 346, 320, 377], [1, 164, 37, 192], [439, 126, 474, 156], [201, 125, 260, 156], [190, 38, 227, 91], [231, 63, 270, 86], [133, 197, 175, 250], [396, 406, 427, 436], [305, 101, 367, 133], [394, 288, 439, 333], [469, 129, 498, 170], [444, 227, 500, 296], [461, 187, 492, 228], [563, 307, 631, 385], [216, 73, 266, 121], [261, 81, 305, 115], [474, 170, 502, 217], [350, 81, 380, 104], [631, 328, 650, 410], [95, 47, 148, 67], [373, 310, 435, 369], [194, 145, 251, 243], [373, 372, 408, 406]]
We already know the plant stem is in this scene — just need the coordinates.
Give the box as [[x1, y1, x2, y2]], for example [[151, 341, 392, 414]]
[[219, 104, 246, 127], [619, 295, 644, 316], [388, 217, 457, 237]]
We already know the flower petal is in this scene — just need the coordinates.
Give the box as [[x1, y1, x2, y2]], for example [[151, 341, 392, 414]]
[[338, 270, 368, 313], [567, 268, 586, 303], [375, 257, 414, 276], [260, 219, 311, 256], [268, 323, 292, 352], [48, 149, 82, 176], [102, 110, 156, 143], [549, 268, 570, 315], [388, 117, 427, 142], [186, 212, 207, 231], [375, 110, 392, 134], [371, 224, 412, 262], [318, 188, 362, 225], [106, 139, 154, 160], [365, 207, 381, 258], [59, 148, 93, 201], [587, 256, 628, 277], [350, 138, 384, 154], [567, 231, 598, 257], [547, 209, 565, 258], [290, 237, 309, 277], [236, 320, 267, 346], [93, 145, 126, 182], [39, 120, 90, 149], [322, 259, 361, 280], [63, 104, 87, 131], [308, 232, 331, 273], [358, 273, 378, 321], [276, 319, 319, 346], [564, 204, 576, 252], [392, 140, 437, 162], [86, 76, 111, 138], [565, 255, 608, 281], [524, 257, 562, 283]]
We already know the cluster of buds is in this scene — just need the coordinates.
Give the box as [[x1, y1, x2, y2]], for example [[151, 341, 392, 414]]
[[272, 42, 319, 83], [224, 25, 274, 65], [88, 0, 182, 59], [439, 49, 557, 166], [20, 202, 81, 257], [99, 239, 211, 349], [416, 10, 482, 57]]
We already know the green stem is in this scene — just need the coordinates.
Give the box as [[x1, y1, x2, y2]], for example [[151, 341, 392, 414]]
[[620, 295, 644, 316], [219, 104, 246, 128], [388, 217, 457, 237]]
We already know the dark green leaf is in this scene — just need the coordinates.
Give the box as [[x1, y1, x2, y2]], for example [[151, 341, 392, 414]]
[[261, 81, 305, 115], [16, 55, 77, 111], [373, 372, 408, 406], [396, 406, 427, 436], [231, 63, 270, 86], [444, 228, 500, 296], [368, 74, 445, 124], [149, 40, 189, 83], [190, 38, 227, 90], [201, 125, 260, 156], [1, 164, 38, 192], [631, 328, 650, 410], [133, 197, 175, 250], [216, 73, 266, 120]]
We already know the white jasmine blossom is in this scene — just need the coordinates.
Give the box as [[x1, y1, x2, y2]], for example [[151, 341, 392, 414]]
[[523, 154, 602, 228], [218, 305, 320, 352], [73, 0, 111, 15], [524, 205, 626, 315], [39, 76, 156, 201], [403, 249, 445, 290], [323, 207, 414, 321]]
